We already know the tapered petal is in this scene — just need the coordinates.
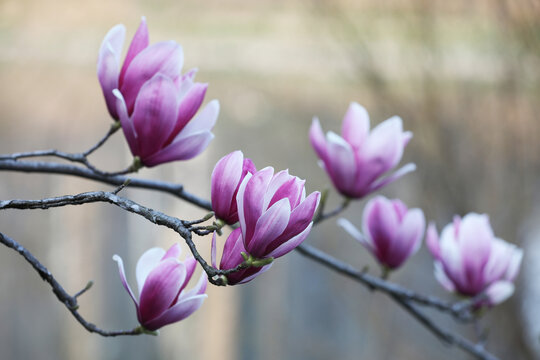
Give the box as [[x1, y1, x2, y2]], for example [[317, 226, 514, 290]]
[[135, 247, 166, 295], [174, 99, 219, 140], [97, 24, 126, 119], [425, 223, 441, 260], [263, 170, 292, 211], [366, 163, 416, 195], [211, 151, 244, 221], [267, 222, 313, 259], [139, 258, 185, 324], [114, 89, 139, 155], [362, 197, 399, 260], [131, 74, 179, 159], [325, 132, 357, 194], [385, 208, 425, 268], [247, 198, 291, 257], [337, 218, 374, 253], [362, 116, 405, 172], [169, 82, 208, 141], [341, 102, 370, 149], [434, 261, 456, 292], [119, 17, 149, 88], [485, 281, 514, 305], [143, 294, 207, 331], [505, 247, 523, 281], [458, 214, 493, 292], [309, 117, 328, 162], [269, 191, 320, 250], [238, 167, 274, 241], [120, 41, 184, 114], [112, 254, 139, 308], [143, 131, 214, 166]]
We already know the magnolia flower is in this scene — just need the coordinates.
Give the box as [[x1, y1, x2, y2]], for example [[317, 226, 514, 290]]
[[211, 151, 256, 224], [113, 243, 207, 331], [236, 167, 320, 259], [98, 18, 218, 166], [338, 196, 425, 270], [426, 213, 523, 306], [211, 229, 272, 285], [309, 102, 415, 199]]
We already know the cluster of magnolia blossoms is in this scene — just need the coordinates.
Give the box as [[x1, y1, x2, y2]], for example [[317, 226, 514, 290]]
[[211, 151, 321, 285], [314, 104, 523, 306], [100, 19, 523, 332]]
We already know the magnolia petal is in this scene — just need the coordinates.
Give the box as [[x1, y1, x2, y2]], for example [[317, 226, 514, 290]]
[[169, 83, 208, 141], [341, 102, 370, 149], [175, 99, 219, 140], [220, 228, 246, 271], [236, 173, 253, 241], [112, 254, 139, 308], [309, 117, 328, 163], [235, 263, 273, 284], [247, 198, 291, 257], [385, 208, 425, 268], [325, 131, 357, 194], [180, 271, 208, 299], [131, 74, 179, 159], [363, 116, 405, 172], [239, 167, 274, 242], [367, 163, 416, 196], [485, 281, 515, 305], [142, 131, 214, 166], [362, 196, 399, 261], [121, 41, 184, 113], [135, 247, 166, 295], [143, 294, 207, 331], [268, 176, 305, 210], [211, 151, 244, 221], [267, 222, 313, 259], [114, 89, 139, 156], [263, 170, 291, 211], [337, 218, 374, 252], [458, 214, 494, 291], [505, 246, 523, 281], [139, 258, 186, 324], [119, 17, 149, 88], [272, 191, 320, 246], [434, 261, 456, 292], [97, 24, 125, 119], [425, 222, 441, 260], [162, 243, 182, 260]]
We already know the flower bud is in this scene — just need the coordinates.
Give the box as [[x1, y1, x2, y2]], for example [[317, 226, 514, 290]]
[[339, 196, 425, 269]]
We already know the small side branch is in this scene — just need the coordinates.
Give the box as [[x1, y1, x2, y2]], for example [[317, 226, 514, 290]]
[[0, 232, 141, 337]]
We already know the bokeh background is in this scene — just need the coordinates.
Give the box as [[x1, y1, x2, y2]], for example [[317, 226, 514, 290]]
[[0, 0, 539, 359]]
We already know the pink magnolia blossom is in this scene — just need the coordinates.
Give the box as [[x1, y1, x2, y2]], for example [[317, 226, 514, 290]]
[[310, 102, 415, 198], [338, 196, 425, 269], [98, 18, 218, 166], [426, 213, 523, 306], [211, 151, 256, 224], [211, 229, 272, 285], [236, 167, 320, 259], [113, 243, 207, 331]]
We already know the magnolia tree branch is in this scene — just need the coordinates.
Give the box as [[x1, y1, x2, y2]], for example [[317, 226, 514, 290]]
[[0, 129, 499, 359], [0, 232, 142, 336], [0, 189, 247, 284]]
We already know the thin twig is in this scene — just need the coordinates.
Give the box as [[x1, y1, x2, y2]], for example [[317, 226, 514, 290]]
[[0, 232, 141, 337], [0, 159, 212, 210]]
